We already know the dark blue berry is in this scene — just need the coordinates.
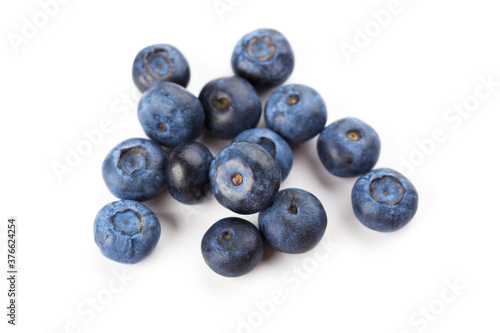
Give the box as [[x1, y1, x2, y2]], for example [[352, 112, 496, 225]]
[[265, 84, 327, 143], [351, 168, 418, 232], [166, 142, 213, 205], [201, 217, 264, 277], [209, 142, 281, 214], [317, 117, 381, 177], [102, 138, 167, 201], [259, 188, 327, 254], [94, 200, 161, 264], [132, 44, 190, 92], [199, 76, 261, 139], [231, 28, 294, 88], [138, 83, 204, 148]]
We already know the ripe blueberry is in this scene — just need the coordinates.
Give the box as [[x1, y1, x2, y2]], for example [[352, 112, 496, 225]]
[[166, 142, 213, 205], [265, 84, 327, 143], [351, 168, 418, 232], [209, 141, 281, 214], [201, 217, 264, 277], [102, 138, 167, 201], [231, 28, 294, 88], [132, 44, 190, 92], [138, 83, 205, 148], [94, 200, 161, 264], [259, 188, 327, 254], [317, 117, 381, 177], [199, 76, 261, 139]]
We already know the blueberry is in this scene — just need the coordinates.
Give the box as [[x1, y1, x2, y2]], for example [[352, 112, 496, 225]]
[[265, 84, 327, 143], [231, 28, 294, 88], [166, 142, 213, 205], [351, 168, 418, 232], [138, 83, 205, 148], [94, 200, 161, 264], [199, 76, 261, 139], [233, 128, 293, 181], [259, 188, 327, 254], [201, 217, 264, 277], [317, 117, 381, 177], [209, 141, 281, 214], [102, 138, 167, 201], [132, 44, 190, 92]]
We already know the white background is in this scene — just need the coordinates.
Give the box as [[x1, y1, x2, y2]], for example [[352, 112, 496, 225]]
[[1, 0, 500, 332]]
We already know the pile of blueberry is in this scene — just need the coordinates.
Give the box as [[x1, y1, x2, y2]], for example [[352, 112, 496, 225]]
[[94, 28, 419, 277]]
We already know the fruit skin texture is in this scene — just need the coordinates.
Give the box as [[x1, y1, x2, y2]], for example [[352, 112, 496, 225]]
[[138, 83, 205, 148], [166, 142, 213, 205], [132, 44, 190, 92], [209, 141, 281, 214], [199, 76, 261, 140], [317, 117, 381, 178], [201, 217, 264, 277], [233, 128, 293, 181], [94, 200, 161, 264], [102, 138, 167, 201], [351, 168, 418, 232], [265, 84, 327, 143], [231, 28, 294, 88], [259, 188, 327, 254]]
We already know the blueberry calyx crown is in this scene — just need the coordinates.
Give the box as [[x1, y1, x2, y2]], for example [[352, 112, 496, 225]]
[[217, 98, 229, 109], [110, 209, 144, 237], [286, 94, 300, 105], [145, 48, 173, 79], [347, 129, 361, 141], [210, 91, 232, 111], [231, 173, 243, 186], [118, 146, 149, 174], [248, 36, 275, 61], [370, 176, 405, 206]]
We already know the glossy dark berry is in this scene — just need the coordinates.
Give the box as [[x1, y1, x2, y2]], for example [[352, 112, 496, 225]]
[[233, 128, 293, 181], [209, 141, 281, 214], [231, 28, 294, 88], [94, 200, 161, 264], [201, 217, 264, 277], [265, 84, 327, 143], [351, 168, 418, 232], [132, 44, 190, 92], [199, 76, 261, 139], [138, 83, 205, 148], [259, 188, 327, 254], [317, 117, 381, 177], [102, 138, 167, 201], [166, 142, 213, 205]]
